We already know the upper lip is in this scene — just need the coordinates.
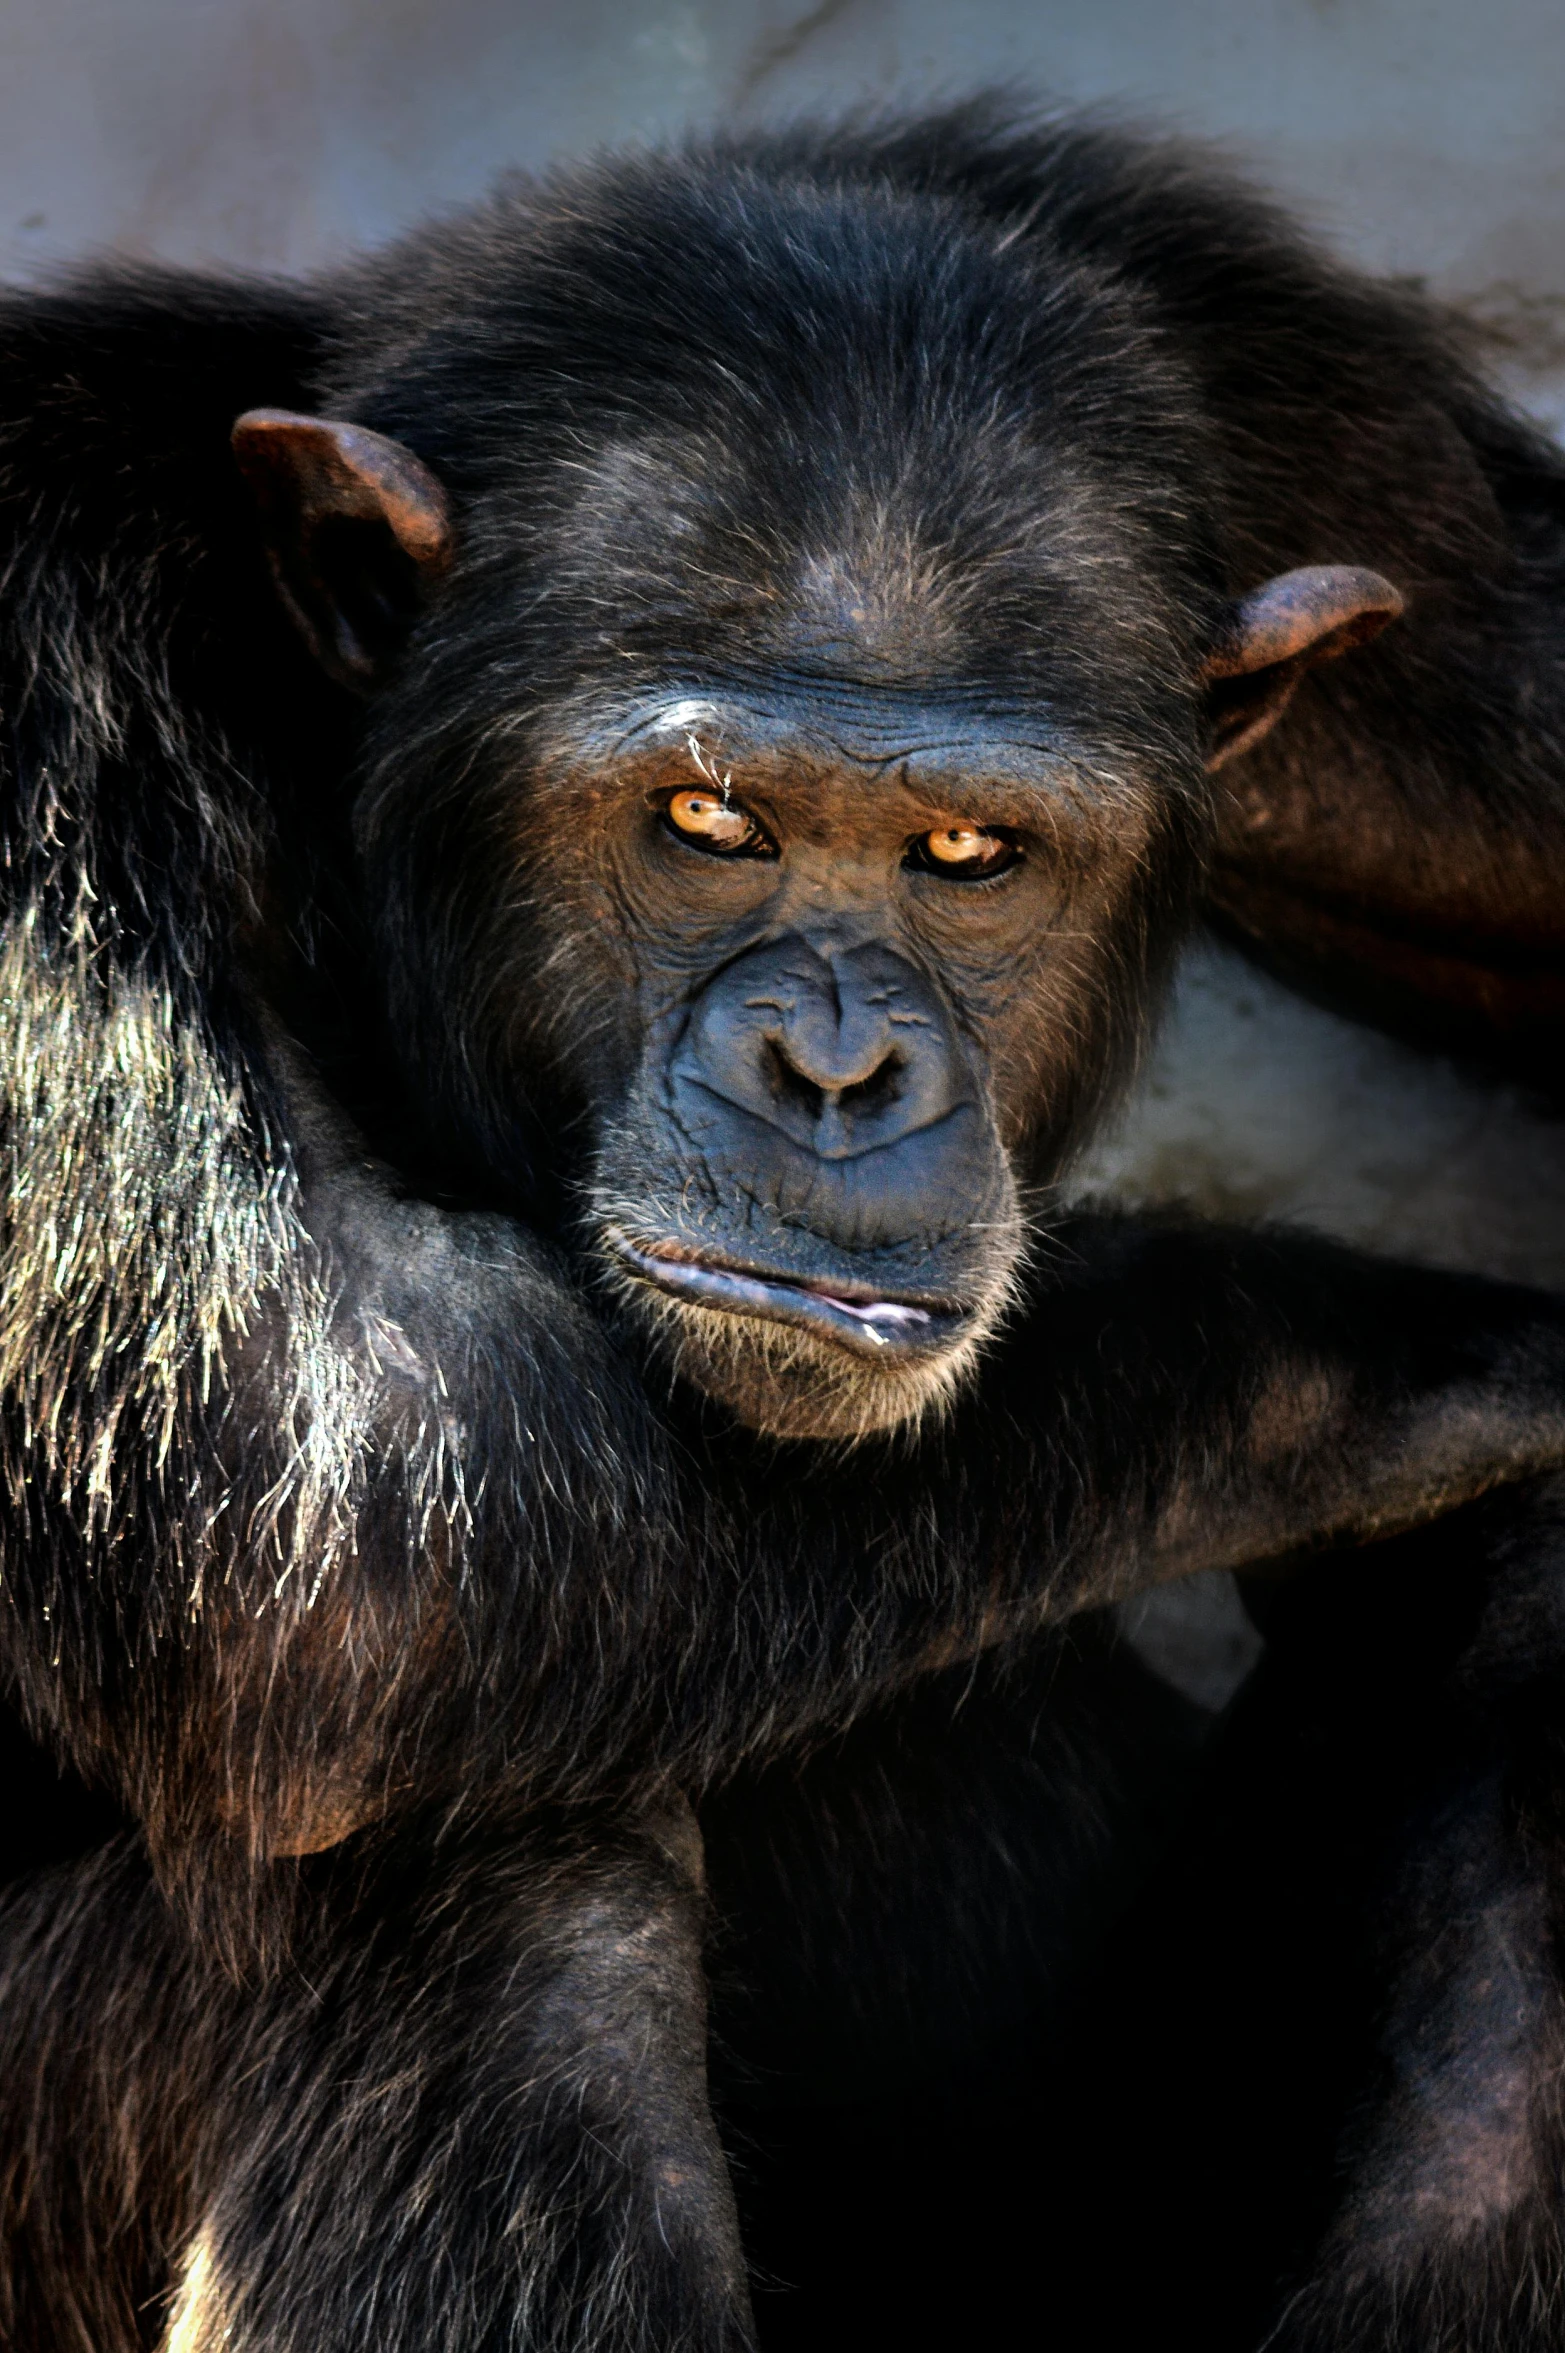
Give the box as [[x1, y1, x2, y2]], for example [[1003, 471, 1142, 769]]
[[606, 1232, 966, 1354]]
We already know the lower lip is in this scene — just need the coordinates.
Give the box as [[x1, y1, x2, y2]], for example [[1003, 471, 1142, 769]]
[[610, 1239, 959, 1355]]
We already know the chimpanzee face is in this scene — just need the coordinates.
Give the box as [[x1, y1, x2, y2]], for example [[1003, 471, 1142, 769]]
[[513, 696, 1173, 1439]]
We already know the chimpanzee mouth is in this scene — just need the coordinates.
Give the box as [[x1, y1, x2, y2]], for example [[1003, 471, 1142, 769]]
[[606, 1234, 968, 1358]]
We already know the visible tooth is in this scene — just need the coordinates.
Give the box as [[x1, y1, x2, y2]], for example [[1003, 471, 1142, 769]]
[[818, 1296, 931, 1327]]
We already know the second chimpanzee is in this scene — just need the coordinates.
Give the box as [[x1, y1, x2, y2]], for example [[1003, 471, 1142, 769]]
[[7, 103, 1565, 2352]]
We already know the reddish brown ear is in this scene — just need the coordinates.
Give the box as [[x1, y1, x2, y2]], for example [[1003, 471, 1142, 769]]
[[1200, 564, 1405, 769], [232, 409, 454, 691]]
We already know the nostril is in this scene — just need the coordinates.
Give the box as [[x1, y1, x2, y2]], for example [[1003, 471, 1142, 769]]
[[765, 1037, 904, 1121], [838, 1052, 903, 1114], [765, 1038, 826, 1119]]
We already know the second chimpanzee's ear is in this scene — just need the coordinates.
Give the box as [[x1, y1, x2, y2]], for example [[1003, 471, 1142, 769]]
[[1199, 564, 1405, 770], [231, 408, 455, 692]]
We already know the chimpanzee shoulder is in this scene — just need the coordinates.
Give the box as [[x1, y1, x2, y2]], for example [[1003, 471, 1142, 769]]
[[0, 269, 341, 982]]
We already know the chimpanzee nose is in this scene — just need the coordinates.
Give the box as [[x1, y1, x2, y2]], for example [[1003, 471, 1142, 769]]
[[765, 1002, 905, 1133], [670, 936, 970, 1161]]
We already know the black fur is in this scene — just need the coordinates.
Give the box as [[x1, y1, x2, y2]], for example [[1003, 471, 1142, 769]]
[[5, 102, 1565, 2349]]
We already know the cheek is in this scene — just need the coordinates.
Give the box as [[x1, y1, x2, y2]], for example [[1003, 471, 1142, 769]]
[[985, 973, 1096, 1142], [485, 844, 643, 1105], [502, 839, 753, 1118], [916, 926, 1054, 1109], [604, 842, 773, 1008], [951, 875, 1154, 1148]]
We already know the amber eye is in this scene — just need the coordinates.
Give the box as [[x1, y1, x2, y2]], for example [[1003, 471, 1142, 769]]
[[908, 821, 1020, 878], [662, 788, 773, 858]]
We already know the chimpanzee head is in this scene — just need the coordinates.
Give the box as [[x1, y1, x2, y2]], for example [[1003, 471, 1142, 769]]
[[235, 136, 1399, 1440]]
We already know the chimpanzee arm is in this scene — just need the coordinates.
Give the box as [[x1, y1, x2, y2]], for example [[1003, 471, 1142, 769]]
[[208, 1157, 1565, 1813], [0, 272, 682, 1923], [0, 962, 683, 1933], [643, 1214, 1565, 1776], [0, 1799, 753, 2353], [1013, 1214, 1565, 1591]]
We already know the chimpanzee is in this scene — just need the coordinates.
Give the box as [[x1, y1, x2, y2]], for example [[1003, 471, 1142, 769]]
[[5, 101, 1565, 2353]]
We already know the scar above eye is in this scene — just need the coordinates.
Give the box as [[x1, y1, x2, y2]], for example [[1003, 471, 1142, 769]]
[[685, 733, 735, 803], [646, 697, 723, 738]]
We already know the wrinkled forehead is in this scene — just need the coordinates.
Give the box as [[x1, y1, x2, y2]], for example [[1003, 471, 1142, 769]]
[[529, 684, 1175, 848], [577, 689, 1079, 775]]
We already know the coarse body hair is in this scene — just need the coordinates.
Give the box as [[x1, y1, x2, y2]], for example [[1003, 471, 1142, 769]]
[[4, 100, 1565, 2351]]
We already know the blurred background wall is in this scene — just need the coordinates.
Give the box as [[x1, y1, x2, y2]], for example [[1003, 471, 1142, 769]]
[[1, 0, 1562, 424]]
